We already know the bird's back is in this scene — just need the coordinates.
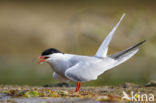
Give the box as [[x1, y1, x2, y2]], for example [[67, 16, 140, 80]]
[[64, 54, 116, 82]]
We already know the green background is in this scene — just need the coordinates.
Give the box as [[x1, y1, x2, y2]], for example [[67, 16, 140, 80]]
[[0, 0, 155, 86]]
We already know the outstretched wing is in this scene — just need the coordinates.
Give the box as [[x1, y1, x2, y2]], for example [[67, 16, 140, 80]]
[[95, 13, 126, 58]]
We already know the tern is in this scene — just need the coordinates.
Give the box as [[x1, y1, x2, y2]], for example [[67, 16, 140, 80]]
[[38, 13, 145, 92]]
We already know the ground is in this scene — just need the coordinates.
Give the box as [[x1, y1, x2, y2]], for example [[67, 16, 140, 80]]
[[0, 83, 155, 103]]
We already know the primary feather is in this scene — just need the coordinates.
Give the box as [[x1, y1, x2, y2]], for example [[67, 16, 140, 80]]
[[109, 40, 146, 59]]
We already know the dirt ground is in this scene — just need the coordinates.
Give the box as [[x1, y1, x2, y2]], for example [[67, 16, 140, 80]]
[[0, 83, 155, 103]]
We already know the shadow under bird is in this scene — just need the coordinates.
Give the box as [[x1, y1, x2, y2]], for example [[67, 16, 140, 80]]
[[38, 13, 145, 92]]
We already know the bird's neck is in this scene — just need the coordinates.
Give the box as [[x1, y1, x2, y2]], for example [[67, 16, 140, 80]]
[[47, 53, 68, 74], [49, 53, 65, 63]]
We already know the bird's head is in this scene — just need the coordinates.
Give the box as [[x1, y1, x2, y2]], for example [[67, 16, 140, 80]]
[[38, 48, 63, 64]]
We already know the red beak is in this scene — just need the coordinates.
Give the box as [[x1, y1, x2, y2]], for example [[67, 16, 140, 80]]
[[38, 56, 46, 64]]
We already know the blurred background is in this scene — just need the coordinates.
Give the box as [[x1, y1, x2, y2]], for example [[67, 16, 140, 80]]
[[0, 0, 156, 86]]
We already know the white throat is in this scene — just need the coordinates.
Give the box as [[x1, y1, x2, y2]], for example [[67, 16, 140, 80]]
[[46, 53, 65, 64]]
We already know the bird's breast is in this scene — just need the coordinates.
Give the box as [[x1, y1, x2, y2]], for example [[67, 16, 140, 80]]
[[48, 60, 70, 77]]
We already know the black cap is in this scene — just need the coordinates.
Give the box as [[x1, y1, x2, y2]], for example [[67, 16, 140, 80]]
[[41, 48, 62, 56]]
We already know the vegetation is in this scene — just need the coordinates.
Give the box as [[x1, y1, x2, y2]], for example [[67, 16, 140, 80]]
[[0, 83, 155, 102]]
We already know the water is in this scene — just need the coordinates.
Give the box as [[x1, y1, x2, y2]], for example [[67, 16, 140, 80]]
[[0, 93, 97, 103]]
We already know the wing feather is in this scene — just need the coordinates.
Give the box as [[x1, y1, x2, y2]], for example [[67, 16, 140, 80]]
[[109, 40, 145, 59], [65, 48, 139, 82], [65, 62, 98, 82], [112, 49, 139, 67], [65, 58, 116, 82]]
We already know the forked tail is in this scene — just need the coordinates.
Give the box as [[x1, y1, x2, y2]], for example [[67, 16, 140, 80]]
[[95, 13, 126, 58]]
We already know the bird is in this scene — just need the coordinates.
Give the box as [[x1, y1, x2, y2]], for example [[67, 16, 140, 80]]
[[38, 13, 145, 92]]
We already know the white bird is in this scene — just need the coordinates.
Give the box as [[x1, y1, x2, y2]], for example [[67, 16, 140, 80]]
[[38, 13, 145, 92]]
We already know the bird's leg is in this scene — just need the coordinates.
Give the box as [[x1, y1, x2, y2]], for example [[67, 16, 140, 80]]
[[75, 82, 79, 92], [75, 82, 81, 92]]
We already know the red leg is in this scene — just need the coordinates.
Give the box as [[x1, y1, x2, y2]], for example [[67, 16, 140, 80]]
[[75, 82, 81, 92], [75, 82, 79, 92], [79, 82, 81, 91]]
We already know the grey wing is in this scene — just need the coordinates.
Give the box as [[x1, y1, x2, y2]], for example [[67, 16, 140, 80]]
[[107, 40, 145, 69], [65, 58, 116, 82], [65, 62, 99, 82], [65, 49, 138, 82], [109, 49, 139, 70], [65, 40, 145, 82], [109, 40, 145, 59], [65, 43, 143, 82]]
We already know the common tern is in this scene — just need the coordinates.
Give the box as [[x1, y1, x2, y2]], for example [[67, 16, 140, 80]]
[[38, 13, 145, 92]]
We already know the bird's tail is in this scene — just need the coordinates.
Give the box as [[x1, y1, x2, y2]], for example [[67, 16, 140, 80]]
[[95, 13, 126, 58]]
